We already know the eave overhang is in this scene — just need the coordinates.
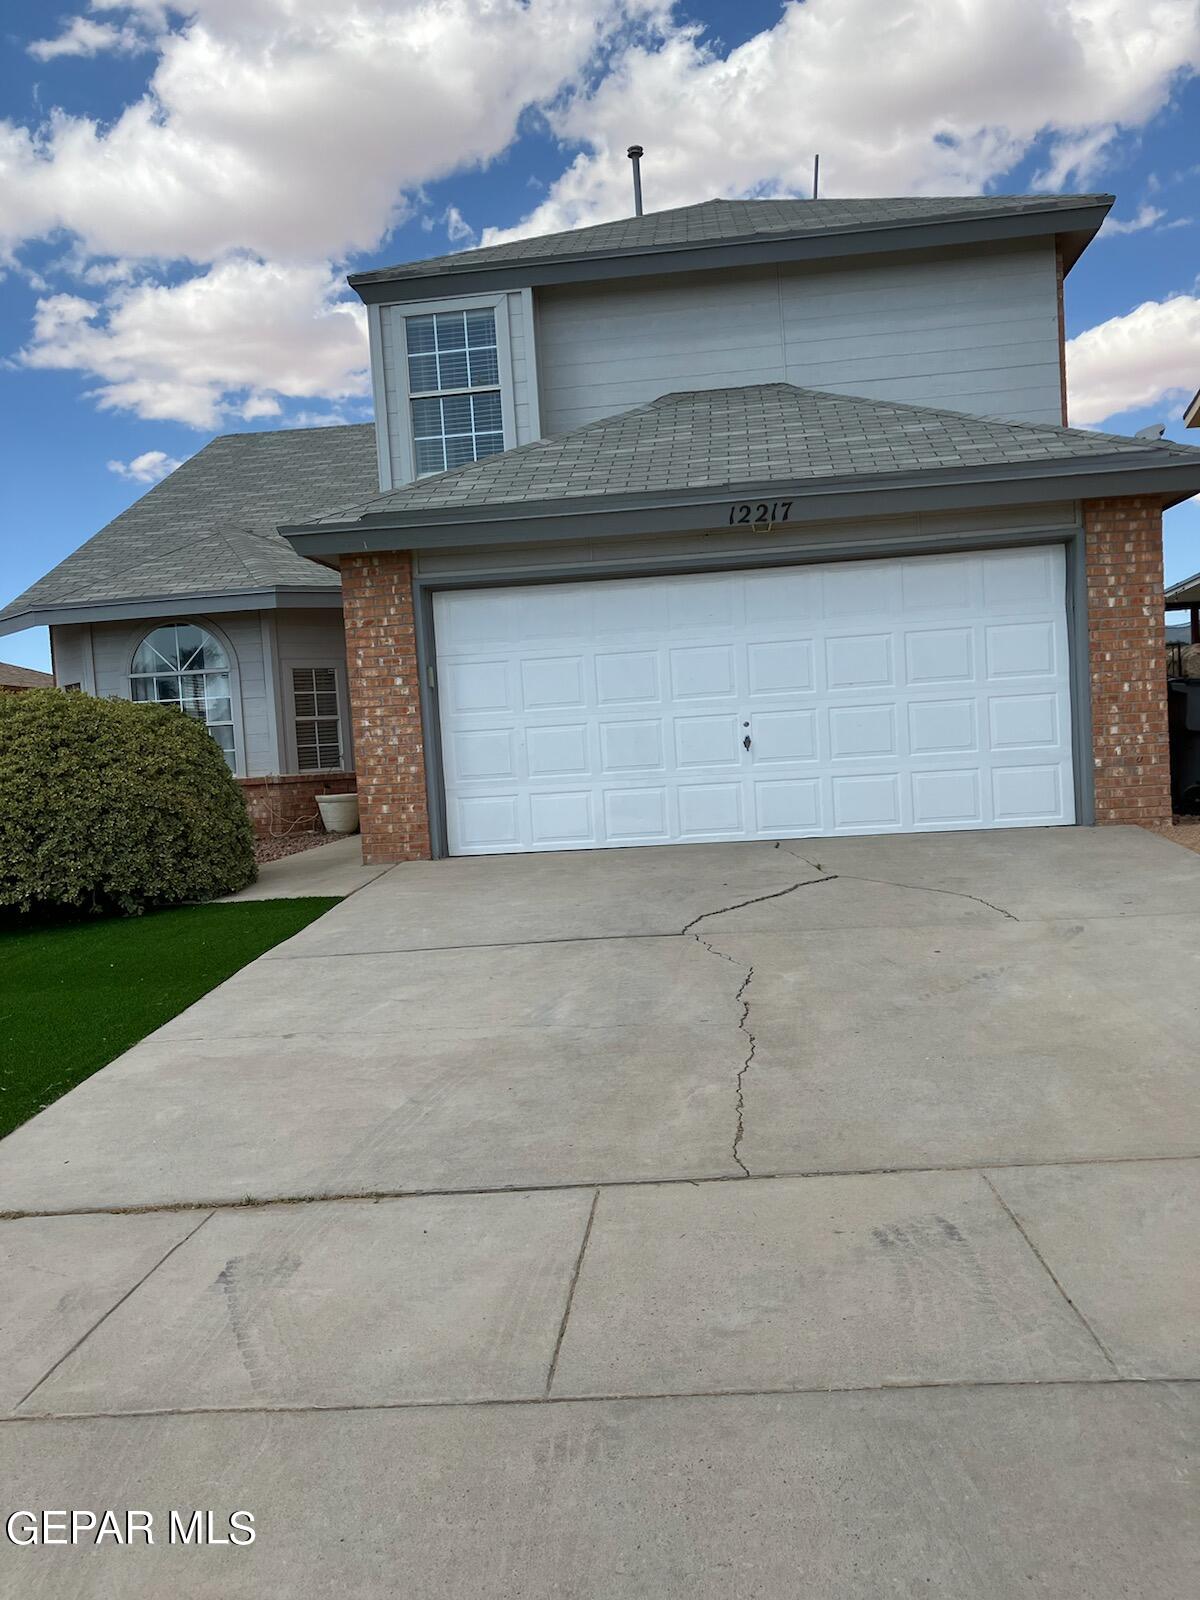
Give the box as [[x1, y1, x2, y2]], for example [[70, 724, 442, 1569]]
[[0, 584, 343, 640], [349, 202, 1112, 306], [281, 450, 1200, 561]]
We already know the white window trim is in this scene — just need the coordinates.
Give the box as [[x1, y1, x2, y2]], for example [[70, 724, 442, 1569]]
[[391, 292, 517, 485], [125, 616, 247, 777], [281, 657, 353, 775]]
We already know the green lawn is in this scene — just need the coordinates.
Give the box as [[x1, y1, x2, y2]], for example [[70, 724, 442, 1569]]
[[0, 898, 339, 1139]]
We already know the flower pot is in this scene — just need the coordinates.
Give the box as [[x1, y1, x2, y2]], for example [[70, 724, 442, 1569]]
[[316, 792, 359, 835]]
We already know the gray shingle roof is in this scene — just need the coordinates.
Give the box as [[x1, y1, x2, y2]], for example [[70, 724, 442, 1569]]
[[296, 384, 1200, 528], [350, 194, 1110, 287], [0, 424, 377, 629]]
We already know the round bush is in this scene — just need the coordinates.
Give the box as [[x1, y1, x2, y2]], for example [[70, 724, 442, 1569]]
[[0, 688, 256, 918]]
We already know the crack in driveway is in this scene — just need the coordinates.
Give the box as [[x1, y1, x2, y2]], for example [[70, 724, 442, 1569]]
[[685, 876, 836, 1178]]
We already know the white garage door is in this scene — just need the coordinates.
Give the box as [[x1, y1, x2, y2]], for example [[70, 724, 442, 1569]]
[[433, 546, 1075, 854]]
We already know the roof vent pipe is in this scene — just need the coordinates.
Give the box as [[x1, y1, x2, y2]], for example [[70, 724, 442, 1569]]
[[812, 154, 820, 200], [627, 145, 644, 216]]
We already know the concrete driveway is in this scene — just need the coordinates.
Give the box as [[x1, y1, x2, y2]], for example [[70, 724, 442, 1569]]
[[1, 826, 1198, 1597]]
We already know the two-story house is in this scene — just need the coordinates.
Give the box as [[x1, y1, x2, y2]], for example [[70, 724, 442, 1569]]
[[5, 194, 1200, 861]]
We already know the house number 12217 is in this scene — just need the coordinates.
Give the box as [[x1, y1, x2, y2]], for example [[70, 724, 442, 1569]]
[[728, 501, 793, 526]]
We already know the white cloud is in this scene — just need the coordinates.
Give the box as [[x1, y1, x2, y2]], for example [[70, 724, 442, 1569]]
[[1066, 294, 1200, 424], [1099, 202, 1167, 235], [20, 259, 369, 428], [481, 0, 1200, 246], [27, 16, 149, 61], [3, 0, 658, 264], [444, 205, 475, 244], [107, 449, 183, 483], [6, 0, 1200, 430]]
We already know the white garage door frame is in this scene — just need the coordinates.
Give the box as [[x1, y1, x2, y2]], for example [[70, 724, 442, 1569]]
[[412, 525, 1095, 858]]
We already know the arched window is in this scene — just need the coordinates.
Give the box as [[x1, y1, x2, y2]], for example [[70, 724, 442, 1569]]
[[131, 623, 237, 769]]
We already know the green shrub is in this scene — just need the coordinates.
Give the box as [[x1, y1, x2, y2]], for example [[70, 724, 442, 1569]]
[[0, 689, 256, 918]]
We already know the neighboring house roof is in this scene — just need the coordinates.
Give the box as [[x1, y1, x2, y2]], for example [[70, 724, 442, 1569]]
[[1166, 570, 1200, 607], [0, 661, 53, 689], [285, 383, 1200, 557], [349, 194, 1112, 302], [0, 424, 377, 637]]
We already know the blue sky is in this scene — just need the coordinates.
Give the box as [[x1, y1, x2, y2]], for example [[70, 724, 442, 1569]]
[[2, 0, 1199, 672]]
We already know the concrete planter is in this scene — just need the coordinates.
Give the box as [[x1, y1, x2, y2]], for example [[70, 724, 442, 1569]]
[[316, 792, 360, 835]]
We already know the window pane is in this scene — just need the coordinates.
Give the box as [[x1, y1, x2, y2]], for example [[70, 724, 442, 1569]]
[[152, 676, 182, 702], [415, 437, 446, 475], [130, 677, 154, 701], [445, 435, 478, 469], [436, 349, 469, 390], [204, 697, 233, 724], [434, 311, 467, 350], [410, 396, 443, 437], [405, 314, 436, 355], [464, 309, 496, 347], [475, 432, 505, 460], [467, 347, 499, 387], [407, 353, 439, 393], [472, 391, 503, 431], [135, 626, 187, 673], [178, 674, 208, 717], [440, 393, 473, 434]]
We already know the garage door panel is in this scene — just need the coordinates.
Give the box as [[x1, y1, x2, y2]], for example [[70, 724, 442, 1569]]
[[527, 724, 591, 778], [434, 548, 1075, 854], [992, 764, 1067, 823], [755, 778, 822, 833], [985, 622, 1057, 679], [908, 699, 979, 756], [595, 650, 660, 705], [603, 787, 670, 842], [599, 719, 665, 773], [912, 769, 983, 827], [670, 645, 737, 699], [904, 627, 976, 685], [826, 633, 894, 690]]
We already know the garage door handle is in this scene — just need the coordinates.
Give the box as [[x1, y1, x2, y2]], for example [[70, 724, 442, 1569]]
[[743, 734, 752, 750]]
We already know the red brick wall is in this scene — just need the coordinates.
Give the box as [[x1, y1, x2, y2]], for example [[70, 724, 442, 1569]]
[[1084, 496, 1172, 823], [340, 551, 431, 864], [238, 771, 356, 839]]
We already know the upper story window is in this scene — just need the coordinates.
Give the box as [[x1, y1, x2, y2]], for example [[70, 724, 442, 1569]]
[[130, 622, 237, 770], [405, 309, 505, 475]]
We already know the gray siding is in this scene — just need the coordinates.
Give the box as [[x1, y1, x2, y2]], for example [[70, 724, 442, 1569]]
[[536, 243, 1063, 435], [49, 608, 352, 777], [51, 624, 92, 691], [377, 289, 537, 486], [58, 613, 279, 777], [416, 503, 1082, 585], [273, 607, 354, 772]]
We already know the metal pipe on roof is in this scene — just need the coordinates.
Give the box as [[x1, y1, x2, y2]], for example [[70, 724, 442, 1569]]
[[627, 145, 644, 216]]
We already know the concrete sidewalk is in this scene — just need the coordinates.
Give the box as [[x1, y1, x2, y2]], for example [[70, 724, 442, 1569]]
[[219, 833, 390, 901], [1, 826, 1198, 1597]]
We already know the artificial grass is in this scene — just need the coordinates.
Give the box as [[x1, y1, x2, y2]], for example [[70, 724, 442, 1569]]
[[0, 897, 339, 1139]]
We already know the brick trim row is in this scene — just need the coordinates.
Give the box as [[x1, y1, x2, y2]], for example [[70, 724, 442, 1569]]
[[237, 771, 357, 840], [339, 501, 1173, 862], [1083, 496, 1172, 823], [340, 551, 431, 864]]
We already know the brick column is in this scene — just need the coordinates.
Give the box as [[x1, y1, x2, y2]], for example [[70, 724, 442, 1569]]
[[340, 551, 432, 863], [1083, 496, 1171, 823]]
